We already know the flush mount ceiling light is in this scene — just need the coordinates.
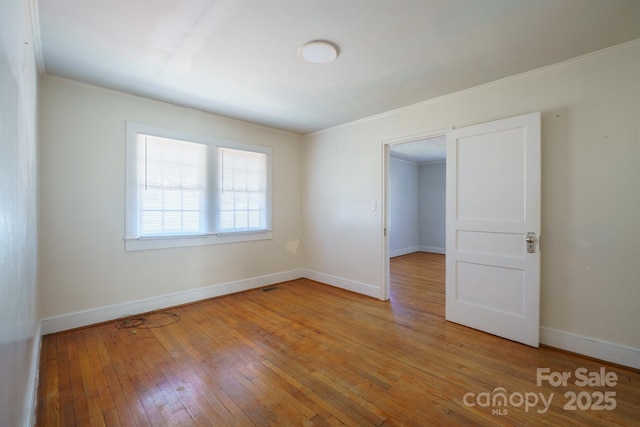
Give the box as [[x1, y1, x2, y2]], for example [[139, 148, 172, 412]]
[[299, 40, 339, 64]]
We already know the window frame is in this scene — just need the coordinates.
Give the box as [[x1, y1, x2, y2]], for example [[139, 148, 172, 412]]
[[125, 122, 272, 251]]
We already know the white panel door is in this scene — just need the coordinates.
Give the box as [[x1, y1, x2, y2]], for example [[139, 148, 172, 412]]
[[446, 112, 541, 347]]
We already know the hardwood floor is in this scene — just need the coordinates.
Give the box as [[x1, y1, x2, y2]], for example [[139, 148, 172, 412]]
[[37, 252, 640, 426]]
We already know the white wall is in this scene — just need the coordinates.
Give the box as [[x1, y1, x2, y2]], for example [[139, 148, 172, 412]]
[[389, 159, 445, 256], [0, 0, 40, 425], [418, 162, 445, 253], [302, 125, 383, 298], [389, 157, 419, 256], [39, 77, 304, 329], [303, 41, 640, 365]]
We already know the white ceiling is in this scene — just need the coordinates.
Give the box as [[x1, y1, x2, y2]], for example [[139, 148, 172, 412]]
[[35, 0, 640, 134], [390, 136, 446, 164]]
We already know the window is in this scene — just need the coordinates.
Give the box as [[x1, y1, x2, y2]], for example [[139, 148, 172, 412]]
[[137, 135, 207, 237], [125, 122, 271, 251], [217, 147, 269, 233]]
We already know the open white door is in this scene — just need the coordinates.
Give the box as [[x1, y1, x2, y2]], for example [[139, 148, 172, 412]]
[[445, 112, 541, 347]]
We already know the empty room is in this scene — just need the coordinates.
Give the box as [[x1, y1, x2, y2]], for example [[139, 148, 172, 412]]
[[2, 0, 640, 426]]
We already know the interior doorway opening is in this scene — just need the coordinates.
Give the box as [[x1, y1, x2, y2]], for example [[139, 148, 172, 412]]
[[382, 132, 447, 301]]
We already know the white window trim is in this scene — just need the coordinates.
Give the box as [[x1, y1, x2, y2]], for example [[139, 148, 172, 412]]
[[125, 122, 272, 251]]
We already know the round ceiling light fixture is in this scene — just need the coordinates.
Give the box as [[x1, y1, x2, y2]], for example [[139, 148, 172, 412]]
[[299, 40, 339, 64]]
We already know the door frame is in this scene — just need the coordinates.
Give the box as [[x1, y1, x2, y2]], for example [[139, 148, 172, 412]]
[[381, 128, 451, 301]]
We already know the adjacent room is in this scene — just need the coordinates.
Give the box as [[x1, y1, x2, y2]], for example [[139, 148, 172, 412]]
[[389, 136, 446, 256], [2, 0, 639, 425]]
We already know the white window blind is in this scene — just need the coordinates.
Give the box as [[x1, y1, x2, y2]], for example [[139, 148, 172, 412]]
[[217, 147, 268, 232], [137, 135, 207, 237]]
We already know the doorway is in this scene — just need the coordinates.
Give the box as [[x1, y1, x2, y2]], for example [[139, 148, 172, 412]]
[[382, 132, 447, 301], [382, 113, 541, 346]]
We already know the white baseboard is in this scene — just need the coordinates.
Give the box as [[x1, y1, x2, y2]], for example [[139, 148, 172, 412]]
[[303, 269, 382, 300], [389, 247, 446, 257], [419, 246, 446, 254], [39, 269, 640, 371], [27, 321, 42, 427], [540, 327, 640, 370], [41, 269, 305, 335], [389, 246, 421, 258]]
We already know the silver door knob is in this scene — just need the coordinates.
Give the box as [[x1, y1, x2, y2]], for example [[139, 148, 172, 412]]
[[526, 232, 535, 253]]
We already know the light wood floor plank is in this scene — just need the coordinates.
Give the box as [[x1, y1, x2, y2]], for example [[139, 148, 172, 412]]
[[37, 253, 640, 426]]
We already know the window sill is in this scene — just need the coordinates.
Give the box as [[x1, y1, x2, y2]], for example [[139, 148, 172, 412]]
[[124, 230, 272, 251]]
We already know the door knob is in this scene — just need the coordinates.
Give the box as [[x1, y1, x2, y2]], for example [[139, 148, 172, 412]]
[[526, 232, 536, 253]]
